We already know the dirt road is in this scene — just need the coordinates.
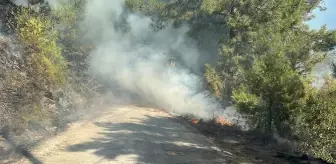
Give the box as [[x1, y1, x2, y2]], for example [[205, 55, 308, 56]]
[[18, 106, 229, 164]]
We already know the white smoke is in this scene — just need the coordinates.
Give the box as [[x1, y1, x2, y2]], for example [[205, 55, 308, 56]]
[[12, 0, 29, 6], [82, 0, 222, 119], [311, 51, 336, 88]]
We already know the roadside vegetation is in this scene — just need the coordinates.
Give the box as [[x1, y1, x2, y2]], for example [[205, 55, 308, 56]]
[[0, 0, 98, 152]]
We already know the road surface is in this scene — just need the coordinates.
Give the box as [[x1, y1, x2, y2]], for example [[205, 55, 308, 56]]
[[18, 106, 230, 164]]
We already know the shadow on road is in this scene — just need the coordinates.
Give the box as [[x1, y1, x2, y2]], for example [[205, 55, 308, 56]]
[[66, 115, 233, 164], [0, 127, 43, 164]]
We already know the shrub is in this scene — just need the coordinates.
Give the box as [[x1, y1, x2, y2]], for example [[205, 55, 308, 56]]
[[295, 76, 336, 163], [15, 7, 67, 87], [232, 53, 308, 136]]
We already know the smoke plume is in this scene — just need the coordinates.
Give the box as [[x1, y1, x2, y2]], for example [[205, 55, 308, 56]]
[[83, 0, 222, 119]]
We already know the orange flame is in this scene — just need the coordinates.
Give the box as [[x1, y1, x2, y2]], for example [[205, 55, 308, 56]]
[[215, 116, 233, 126], [191, 118, 199, 124]]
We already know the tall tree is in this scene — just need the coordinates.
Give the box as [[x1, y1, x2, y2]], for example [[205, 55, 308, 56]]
[[232, 49, 309, 136], [203, 0, 336, 98]]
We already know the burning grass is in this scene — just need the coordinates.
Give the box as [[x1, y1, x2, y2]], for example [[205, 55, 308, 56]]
[[191, 118, 199, 124], [178, 114, 332, 164], [179, 115, 241, 138], [188, 116, 233, 127], [215, 116, 233, 126]]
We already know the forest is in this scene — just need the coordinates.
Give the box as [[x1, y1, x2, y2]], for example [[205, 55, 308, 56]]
[[0, 0, 335, 163]]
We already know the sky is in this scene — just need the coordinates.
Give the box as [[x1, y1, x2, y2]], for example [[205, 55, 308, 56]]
[[307, 0, 336, 30]]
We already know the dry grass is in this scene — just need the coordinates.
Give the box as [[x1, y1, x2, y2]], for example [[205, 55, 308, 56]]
[[178, 114, 332, 164]]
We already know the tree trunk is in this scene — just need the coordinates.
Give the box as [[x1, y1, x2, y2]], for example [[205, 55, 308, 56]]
[[266, 98, 273, 138]]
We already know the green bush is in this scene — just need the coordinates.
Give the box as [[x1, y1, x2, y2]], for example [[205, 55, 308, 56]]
[[295, 76, 336, 163], [15, 7, 67, 87], [232, 52, 309, 136]]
